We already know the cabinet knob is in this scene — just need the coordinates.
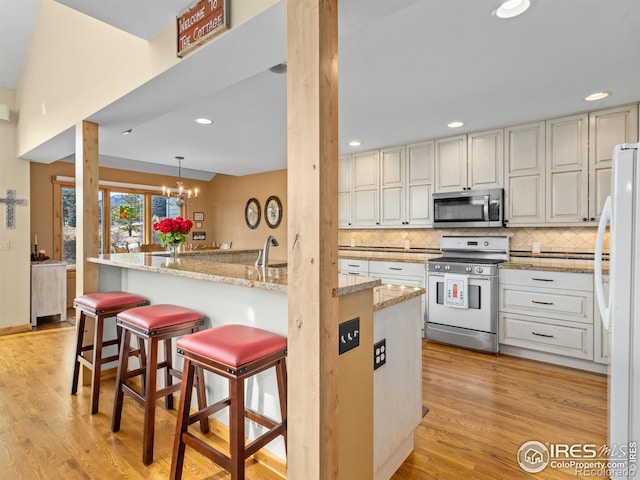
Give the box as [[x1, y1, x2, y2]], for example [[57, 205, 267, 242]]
[[582, 218, 587, 221], [590, 217, 595, 221], [376, 222, 380, 225], [504, 219, 509, 223]]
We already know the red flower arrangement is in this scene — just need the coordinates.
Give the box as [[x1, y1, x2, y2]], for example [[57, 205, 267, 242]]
[[153, 216, 193, 248]]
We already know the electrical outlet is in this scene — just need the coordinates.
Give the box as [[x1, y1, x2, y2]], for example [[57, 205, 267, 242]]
[[0, 241, 10, 251], [339, 317, 360, 355], [373, 339, 386, 370], [532, 242, 541, 254]]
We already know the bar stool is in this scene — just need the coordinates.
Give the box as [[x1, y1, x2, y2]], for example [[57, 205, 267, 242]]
[[71, 291, 148, 414], [170, 324, 288, 480], [111, 304, 207, 465]]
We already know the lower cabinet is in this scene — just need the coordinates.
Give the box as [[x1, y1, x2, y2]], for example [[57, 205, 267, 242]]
[[499, 269, 601, 370]]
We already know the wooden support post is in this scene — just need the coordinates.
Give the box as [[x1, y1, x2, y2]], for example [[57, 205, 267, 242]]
[[75, 120, 100, 386], [286, 1, 339, 479]]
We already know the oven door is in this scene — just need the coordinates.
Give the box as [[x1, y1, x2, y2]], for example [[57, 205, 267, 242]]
[[427, 272, 497, 333]]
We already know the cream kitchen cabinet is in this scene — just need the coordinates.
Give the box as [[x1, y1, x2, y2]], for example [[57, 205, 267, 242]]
[[588, 104, 638, 221], [545, 113, 590, 224], [352, 150, 380, 227], [405, 141, 434, 226], [435, 130, 503, 193], [338, 258, 369, 276], [499, 269, 595, 363], [379, 146, 405, 226], [434, 134, 467, 192], [546, 105, 638, 225], [504, 121, 546, 225], [339, 155, 353, 227]]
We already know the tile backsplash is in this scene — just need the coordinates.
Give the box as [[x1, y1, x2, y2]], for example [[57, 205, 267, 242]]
[[338, 226, 608, 253]]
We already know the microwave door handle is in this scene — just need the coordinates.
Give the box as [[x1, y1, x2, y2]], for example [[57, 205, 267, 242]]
[[483, 195, 490, 220]]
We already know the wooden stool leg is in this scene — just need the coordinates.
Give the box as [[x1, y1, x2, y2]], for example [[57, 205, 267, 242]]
[[111, 329, 132, 432], [229, 376, 246, 480], [170, 359, 196, 480], [195, 367, 209, 434], [164, 338, 174, 410], [276, 358, 288, 452], [71, 312, 87, 395], [90, 314, 105, 414], [143, 337, 159, 465]]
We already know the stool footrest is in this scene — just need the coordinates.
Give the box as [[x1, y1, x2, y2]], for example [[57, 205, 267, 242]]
[[245, 407, 279, 430], [244, 424, 286, 458], [182, 432, 232, 471], [188, 398, 231, 427]]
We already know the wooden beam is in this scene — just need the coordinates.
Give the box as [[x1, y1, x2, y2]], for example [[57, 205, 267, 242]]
[[75, 121, 100, 298], [286, 1, 339, 479]]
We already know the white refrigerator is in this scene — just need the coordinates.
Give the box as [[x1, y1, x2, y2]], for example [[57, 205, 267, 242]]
[[595, 143, 640, 480]]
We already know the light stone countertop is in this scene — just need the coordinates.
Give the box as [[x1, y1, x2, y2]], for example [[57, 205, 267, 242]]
[[500, 257, 607, 274], [89, 253, 381, 297], [373, 284, 425, 311]]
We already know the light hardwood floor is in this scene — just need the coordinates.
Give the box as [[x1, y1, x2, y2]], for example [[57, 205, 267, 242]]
[[0, 327, 607, 479]]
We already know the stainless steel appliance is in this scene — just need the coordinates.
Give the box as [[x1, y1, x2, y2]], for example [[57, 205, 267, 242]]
[[432, 188, 504, 228], [425, 236, 509, 353]]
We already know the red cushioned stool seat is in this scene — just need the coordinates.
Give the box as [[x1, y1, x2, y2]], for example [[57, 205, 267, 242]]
[[71, 291, 148, 414], [170, 325, 287, 480], [111, 304, 207, 465]]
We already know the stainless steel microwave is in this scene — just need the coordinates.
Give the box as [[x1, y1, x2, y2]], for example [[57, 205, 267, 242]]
[[432, 188, 504, 228]]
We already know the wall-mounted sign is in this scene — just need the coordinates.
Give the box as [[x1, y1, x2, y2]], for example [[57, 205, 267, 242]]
[[177, 0, 229, 58], [192, 231, 206, 241]]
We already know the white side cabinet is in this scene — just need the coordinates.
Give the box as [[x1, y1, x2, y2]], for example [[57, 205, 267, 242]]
[[499, 269, 594, 361], [379, 146, 405, 226], [31, 261, 67, 326]]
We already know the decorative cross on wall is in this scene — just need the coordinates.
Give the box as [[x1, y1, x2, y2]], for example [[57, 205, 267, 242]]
[[0, 189, 28, 229]]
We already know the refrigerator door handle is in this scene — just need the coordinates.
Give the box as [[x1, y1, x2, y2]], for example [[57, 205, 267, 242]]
[[594, 195, 611, 330]]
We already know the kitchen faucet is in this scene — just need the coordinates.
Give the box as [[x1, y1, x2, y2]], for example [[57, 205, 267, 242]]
[[255, 235, 279, 267]]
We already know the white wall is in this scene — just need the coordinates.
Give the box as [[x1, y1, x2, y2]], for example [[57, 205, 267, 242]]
[[0, 87, 31, 330]]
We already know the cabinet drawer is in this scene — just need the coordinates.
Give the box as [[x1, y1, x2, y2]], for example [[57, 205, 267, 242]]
[[368, 260, 425, 278], [499, 285, 593, 324], [499, 312, 593, 360], [499, 269, 593, 291], [339, 258, 369, 274]]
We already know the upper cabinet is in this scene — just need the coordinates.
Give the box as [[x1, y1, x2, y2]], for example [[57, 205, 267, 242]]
[[435, 135, 467, 192], [352, 150, 380, 227], [435, 130, 503, 192], [405, 141, 434, 226], [341, 142, 435, 229], [338, 102, 639, 229], [546, 113, 590, 224], [338, 156, 353, 228], [504, 121, 546, 225], [588, 104, 638, 220]]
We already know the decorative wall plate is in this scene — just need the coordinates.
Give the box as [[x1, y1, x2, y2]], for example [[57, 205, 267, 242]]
[[245, 198, 261, 229], [265, 195, 282, 229]]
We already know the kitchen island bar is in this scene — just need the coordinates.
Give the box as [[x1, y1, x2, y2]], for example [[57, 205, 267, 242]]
[[89, 253, 423, 480]]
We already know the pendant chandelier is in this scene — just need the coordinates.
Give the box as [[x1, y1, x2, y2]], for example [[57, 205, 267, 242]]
[[162, 156, 198, 207]]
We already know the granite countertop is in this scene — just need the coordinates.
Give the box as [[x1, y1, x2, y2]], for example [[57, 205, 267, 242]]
[[373, 284, 425, 311], [500, 256, 607, 274], [338, 248, 438, 263], [89, 253, 381, 296]]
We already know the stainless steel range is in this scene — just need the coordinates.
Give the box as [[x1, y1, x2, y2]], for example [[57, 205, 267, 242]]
[[425, 236, 509, 353]]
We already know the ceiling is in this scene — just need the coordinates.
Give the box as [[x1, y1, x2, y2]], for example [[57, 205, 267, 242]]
[[3, 0, 640, 179]]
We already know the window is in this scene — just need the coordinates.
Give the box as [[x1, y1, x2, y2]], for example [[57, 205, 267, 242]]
[[110, 192, 144, 252], [62, 187, 76, 264]]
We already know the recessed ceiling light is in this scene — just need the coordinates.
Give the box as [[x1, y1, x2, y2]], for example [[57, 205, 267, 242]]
[[584, 92, 610, 102], [348, 140, 363, 147], [121, 128, 132, 135], [195, 118, 213, 125], [447, 121, 464, 128], [494, 0, 531, 19]]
